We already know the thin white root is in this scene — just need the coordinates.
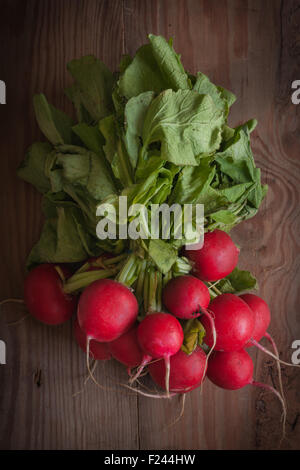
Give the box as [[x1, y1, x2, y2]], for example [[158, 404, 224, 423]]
[[72, 360, 98, 397], [129, 355, 151, 385], [128, 367, 149, 382], [0, 299, 24, 308], [264, 332, 287, 430], [252, 380, 287, 446], [121, 383, 176, 399], [135, 378, 158, 393], [167, 393, 186, 428], [252, 339, 300, 368], [86, 339, 107, 391], [7, 313, 30, 326], [0, 299, 28, 326], [165, 356, 171, 398], [200, 307, 217, 393]]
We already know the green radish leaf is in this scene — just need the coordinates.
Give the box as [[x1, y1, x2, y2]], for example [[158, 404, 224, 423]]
[[169, 156, 216, 204], [209, 210, 237, 225], [99, 115, 133, 187], [72, 123, 104, 153], [26, 207, 89, 268], [118, 34, 190, 99], [65, 83, 93, 124], [217, 86, 236, 108], [226, 267, 258, 292], [17, 142, 53, 193], [33, 94, 74, 145], [55, 146, 116, 202], [148, 34, 191, 91], [124, 91, 155, 169], [193, 72, 228, 116], [181, 319, 206, 355], [216, 267, 258, 295], [215, 125, 267, 210], [142, 89, 225, 166], [148, 239, 177, 274], [67, 55, 114, 121]]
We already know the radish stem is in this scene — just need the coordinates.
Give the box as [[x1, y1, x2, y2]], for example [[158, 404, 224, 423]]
[[64, 267, 118, 293]]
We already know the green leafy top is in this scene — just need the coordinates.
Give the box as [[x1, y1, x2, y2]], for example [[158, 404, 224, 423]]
[[18, 33, 267, 275]]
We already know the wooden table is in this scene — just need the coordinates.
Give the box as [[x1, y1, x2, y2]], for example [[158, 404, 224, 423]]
[[0, 0, 299, 450]]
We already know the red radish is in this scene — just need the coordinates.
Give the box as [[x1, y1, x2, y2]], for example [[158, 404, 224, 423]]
[[240, 293, 290, 413], [137, 312, 184, 359], [239, 293, 300, 368], [74, 318, 111, 360], [184, 229, 239, 282], [163, 275, 210, 319], [207, 349, 253, 390], [207, 349, 286, 441], [163, 275, 217, 377], [132, 312, 184, 396], [201, 293, 255, 352], [109, 326, 145, 374], [149, 347, 207, 393], [240, 294, 271, 346], [239, 294, 286, 360], [24, 264, 77, 325], [77, 279, 138, 343], [203, 293, 300, 372]]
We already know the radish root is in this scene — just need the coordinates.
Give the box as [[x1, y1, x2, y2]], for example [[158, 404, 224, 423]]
[[0, 299, 29, 325], [129, 355, 151, 385], [121, 383, 176, 399], [86, 338, 107, 391], [251, 380, 287, 445], [200, 307, 217, 377], [0, 299, 25, 308], [167, 393, 186, 428], [264, 332, 287, 427], [73, 359, 98, 397], [252, 339, 300, 368], [165, 355, 171, 398], [7, 313, 30, 326]]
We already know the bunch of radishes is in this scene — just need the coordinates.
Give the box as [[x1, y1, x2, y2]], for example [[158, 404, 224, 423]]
[[20, 228, 299, 439]]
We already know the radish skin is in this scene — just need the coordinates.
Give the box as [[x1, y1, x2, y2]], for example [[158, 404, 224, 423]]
[[241, 293, 299, 361], [240, 294, 271, 346], [162, 275, 216, 376], [201, 293, 255, 352], [24, 264, 77, 325], [184, 229, 239, 282], [77, 279, 138, 342], [163, 275, 210, 319], [149, 347, 207, 393], [109, 327, 147, 376], [135, 312, 184, 397]]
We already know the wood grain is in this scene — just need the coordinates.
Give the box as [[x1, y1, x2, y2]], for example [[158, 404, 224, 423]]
[[0, 0, 299, 450]]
